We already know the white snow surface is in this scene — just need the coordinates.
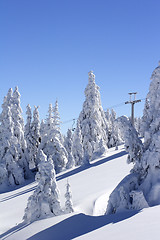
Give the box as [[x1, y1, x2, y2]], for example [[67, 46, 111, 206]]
[[0, 145, 159, 239]]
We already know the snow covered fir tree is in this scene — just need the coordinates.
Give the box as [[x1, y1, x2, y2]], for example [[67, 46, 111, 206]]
[[106, 62, 160, 214], [76, 71, 109, 163], [23, 150, 62, 222], [38, 101, 68, 173], [0, 87, 29, 187], [65, 180, 74, 213]]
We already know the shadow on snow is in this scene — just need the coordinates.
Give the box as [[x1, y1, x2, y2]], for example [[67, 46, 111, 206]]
[[57, 151, 127, 181], [0, 151, 127, 203], [1, 210, 140, 240], [29, 210, 139, 240]]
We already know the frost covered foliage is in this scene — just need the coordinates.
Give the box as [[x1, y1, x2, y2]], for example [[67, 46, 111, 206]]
[[107, 109, 123, 148], [72, 120, 84, 166], [78, 71, 108, 162], [0, 87, 29, 186], [116, 116, 143, 172], [134, 117, 142, 136], [11, 87, 29, 176], [23, 151, 62, 223], [106, 62, 160, 214], [39, 102, 67, 173], [65, 180, 74, 213], [26, 106, 41, 169], [64, 129, 75, 169]]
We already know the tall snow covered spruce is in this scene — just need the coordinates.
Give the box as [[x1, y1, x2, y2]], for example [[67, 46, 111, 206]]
[[106, 62, 160, 214], [72, 120, 84, 166], [78, 71, 108, 163], [0, 87, 29, 186], [23, 150, 62, 222], [39, 102, 67, 173]]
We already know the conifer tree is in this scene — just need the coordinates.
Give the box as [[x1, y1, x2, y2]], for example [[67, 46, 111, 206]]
[[65, 180, 74, 213], [29, 106, 41, 169], [23, 150, 62, 222], [11, 87, 29, 177], [25, 104, 32, 167], [78, 71, 108, 162], [39, 102, 67, 173], [106, 62, 160, 214], [64, 129, 75, 169], [72, 120, 84, 166], [0, 102, 24, 186]]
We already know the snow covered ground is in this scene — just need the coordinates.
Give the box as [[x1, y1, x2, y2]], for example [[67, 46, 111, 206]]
[[1, 145, 160, 240]]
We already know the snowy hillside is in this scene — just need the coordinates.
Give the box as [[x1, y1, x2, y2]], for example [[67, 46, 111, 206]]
[[0, 145, 159, 240]]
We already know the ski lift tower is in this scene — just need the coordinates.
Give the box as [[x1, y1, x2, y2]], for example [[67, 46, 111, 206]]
[[125, 92, 141, 126]]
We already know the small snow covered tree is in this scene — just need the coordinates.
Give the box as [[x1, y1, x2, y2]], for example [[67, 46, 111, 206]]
[[78, 71, 108, 162], [108, 109, 123, 148], [106, 62, 160, 214], [53, 100, 63, 142], [23, 150, 62, 222], [72, 120, 84, 166], [65, 180, 74, 213], [64, 129, 75, 169]]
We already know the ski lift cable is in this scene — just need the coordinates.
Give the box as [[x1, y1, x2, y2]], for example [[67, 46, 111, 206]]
[[61, 98, 146, 125]]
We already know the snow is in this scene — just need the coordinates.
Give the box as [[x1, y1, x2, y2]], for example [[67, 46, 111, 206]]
[[1, 145, 160, 239]]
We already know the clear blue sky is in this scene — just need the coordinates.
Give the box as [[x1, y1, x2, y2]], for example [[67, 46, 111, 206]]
[[0, 0, 160, 133]]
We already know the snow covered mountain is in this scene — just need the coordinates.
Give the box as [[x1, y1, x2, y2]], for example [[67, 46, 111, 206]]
[[1, 145, 160, 240]]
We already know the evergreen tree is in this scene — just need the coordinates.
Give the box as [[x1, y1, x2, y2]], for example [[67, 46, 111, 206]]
[[25, 104, 32, 168], [23, 150, 62, 222], [78, 71, 108, 162], [72, 120, 84, 166], [65, 180, 74, 213], [11, 87, 29, 177], [64, 129, 75, 169], [0, 104, 24, 186], [106, 62, 160, 214], [39, 102, 67, 173], [29, 106, 41, 169]]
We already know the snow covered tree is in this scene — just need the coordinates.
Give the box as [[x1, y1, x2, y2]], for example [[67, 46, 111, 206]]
[[0, 103, 24, 186], [53, 100, 63, 142], [51, 136, 68, 173], [23, 150, 62, 222], [140, 98, 150, 137], [29, 106, 41, 169], [72, 120, 84, 166], [39, 101, 67, 173], [106, 62, 160, 214], [78, 71, 108, 162], [108, 109, 123, 148], [65, 180, 74, 213], [116, 116, 143, 172], [11, 87, 29, 177], [64, 129, 75, 169], [25, 104, 32, 167]]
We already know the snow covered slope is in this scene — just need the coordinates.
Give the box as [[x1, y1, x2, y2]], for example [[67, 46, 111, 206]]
[[1, 146, 160, 240]]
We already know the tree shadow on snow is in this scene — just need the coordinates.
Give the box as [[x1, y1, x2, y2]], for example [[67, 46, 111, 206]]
[[28, 210, 139, 240], [57, 151, 127, 181], [0, 222, 30, 240]]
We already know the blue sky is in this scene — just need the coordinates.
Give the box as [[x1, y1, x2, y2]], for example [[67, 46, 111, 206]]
[[0, 0, 160, 133]]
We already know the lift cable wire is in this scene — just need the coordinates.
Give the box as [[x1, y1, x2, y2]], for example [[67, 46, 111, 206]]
[[61, 98, 146, 125]]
